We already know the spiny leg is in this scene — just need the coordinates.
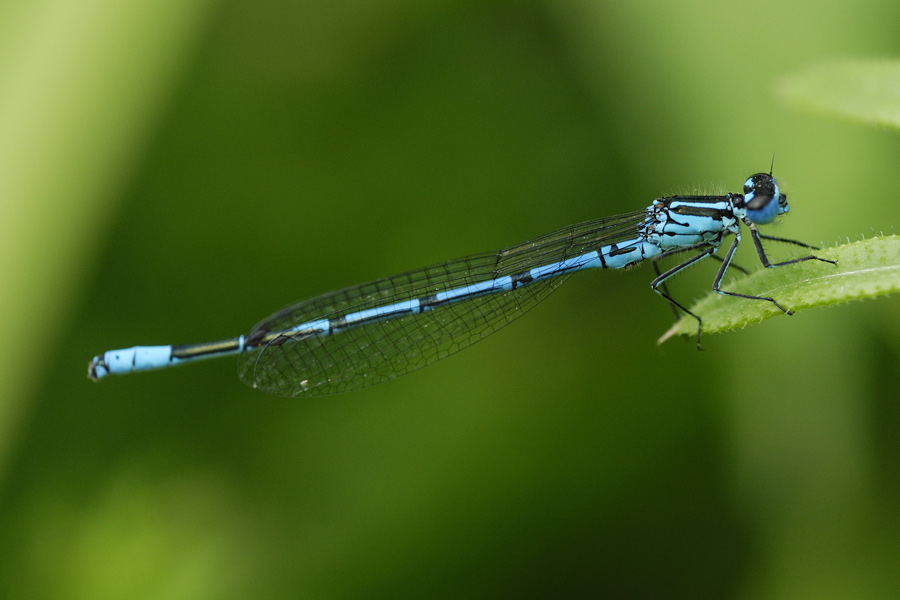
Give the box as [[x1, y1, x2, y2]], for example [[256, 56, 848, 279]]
[[652, 252, 749, 320], [712, 234, 793, 313], [751, 226, 837, 268], [651, 247, 717, 349], [652, 259, 680, 319], [757, 233, 824, 251], [711, 253, 749, 275]]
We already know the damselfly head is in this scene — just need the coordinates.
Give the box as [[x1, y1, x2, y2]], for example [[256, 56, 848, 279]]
[[742, 172, 788, 224]]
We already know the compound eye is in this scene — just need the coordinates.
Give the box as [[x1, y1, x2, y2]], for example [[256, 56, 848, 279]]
[[743, 174, 776, 203], [746, 191, 774, 210], [743, 178, 754, 195]]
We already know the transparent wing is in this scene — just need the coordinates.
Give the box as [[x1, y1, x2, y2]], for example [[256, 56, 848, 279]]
[[237, 210, 647, 396]]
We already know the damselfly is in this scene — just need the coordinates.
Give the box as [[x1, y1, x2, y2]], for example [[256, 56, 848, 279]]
[[88, 171, 834, 396]]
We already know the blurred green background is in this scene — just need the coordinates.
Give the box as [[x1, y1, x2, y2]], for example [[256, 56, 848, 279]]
[[2, 0, 899, 597]]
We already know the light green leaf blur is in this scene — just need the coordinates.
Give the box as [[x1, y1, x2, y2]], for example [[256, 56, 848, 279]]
[[778, 59, 900, 129], [0, 0, 218, 476]]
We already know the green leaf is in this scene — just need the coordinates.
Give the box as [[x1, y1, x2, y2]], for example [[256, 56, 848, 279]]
[[658, 235, 900, 344], [777, 59, 900, 129]]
